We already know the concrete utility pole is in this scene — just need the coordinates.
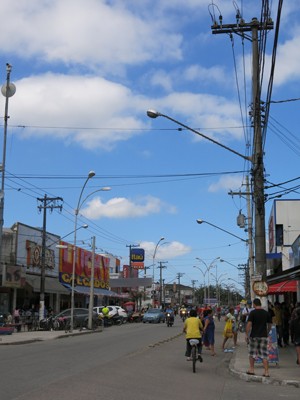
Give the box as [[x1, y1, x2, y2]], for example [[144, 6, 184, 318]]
[[0, 64, 16, 276], [37, 195, 63, 320], [158, 261, 167, 306], [229, 175, 255, 299], [212, 15, 273, 304], [177, 273, 184, 305]]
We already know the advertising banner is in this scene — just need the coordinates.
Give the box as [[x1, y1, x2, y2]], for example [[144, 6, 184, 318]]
[[255, 326, 279, 364], [130, 248, 145, 262], [58, 241, 110, 289], [3, 265, 26, 288]]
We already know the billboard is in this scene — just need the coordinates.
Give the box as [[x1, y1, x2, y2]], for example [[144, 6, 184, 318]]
[[58, 241, 110, 289], [130, 248, 145, 270]]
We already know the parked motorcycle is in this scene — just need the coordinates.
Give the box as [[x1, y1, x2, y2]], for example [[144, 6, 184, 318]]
[[166, 312, 174, 327]]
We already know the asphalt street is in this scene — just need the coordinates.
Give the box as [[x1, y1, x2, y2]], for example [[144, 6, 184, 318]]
[[1, 318, 299, 399]]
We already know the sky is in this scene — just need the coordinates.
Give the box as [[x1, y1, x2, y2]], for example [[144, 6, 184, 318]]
[[1, 0, 300, 294]]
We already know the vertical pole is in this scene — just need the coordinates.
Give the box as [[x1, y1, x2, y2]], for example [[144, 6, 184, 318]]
[[39, 194, 47, 321], [251, 19, 267, 307], [0, 64, 15, 274], [88, 236, 95, 330], [246, 175, 255, 300]]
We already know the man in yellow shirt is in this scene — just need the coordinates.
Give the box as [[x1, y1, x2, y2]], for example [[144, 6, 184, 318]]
[[183, 309, 203, 361]]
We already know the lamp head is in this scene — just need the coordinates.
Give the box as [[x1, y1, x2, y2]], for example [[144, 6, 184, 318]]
[[160, 236, 165, 241], [147, 109, 161, 119], [101, 187, 111, 191], [88, 170, 96, 179], [196, 219, 204, 225], [82, 224, 88, 229]]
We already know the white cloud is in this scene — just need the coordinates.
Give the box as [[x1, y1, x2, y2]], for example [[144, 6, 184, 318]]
[[208, 175, 244, 193], [81, 195, 177, 219], [6, 73, 246, 151], [140, 240, 191, 261], [9, 73, 146, 150], [183, 65, 231, 86], [0, 0, 182, 71]]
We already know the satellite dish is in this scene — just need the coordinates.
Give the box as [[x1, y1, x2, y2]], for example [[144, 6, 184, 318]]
[[1, 82, 16, 98]]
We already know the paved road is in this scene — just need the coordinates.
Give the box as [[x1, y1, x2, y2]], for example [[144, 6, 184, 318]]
[[1, 318, 299, 399]]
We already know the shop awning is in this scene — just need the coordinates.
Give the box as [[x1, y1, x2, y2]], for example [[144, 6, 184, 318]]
[[268, 280, 298, 294], [61, 283, 124, 298], [26, 276, 70, 295]]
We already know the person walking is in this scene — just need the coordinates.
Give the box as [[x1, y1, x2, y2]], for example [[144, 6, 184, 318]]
[[245, 298, 272, 377], [222, 307, 237, 351], [203, 309, 216, 356], [290, 308, 300, 366]]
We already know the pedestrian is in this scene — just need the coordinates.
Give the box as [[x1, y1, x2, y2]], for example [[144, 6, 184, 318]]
[[290, 308, 300, 366], [13, 307, 20, 324], [202, 309, 216, 356], [245, 298, 272, 377], [222, 307, 237, 351], [273, 301, 283, 347]]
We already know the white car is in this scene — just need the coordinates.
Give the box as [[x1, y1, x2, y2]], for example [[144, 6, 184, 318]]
[[93, 306, 128, 320]]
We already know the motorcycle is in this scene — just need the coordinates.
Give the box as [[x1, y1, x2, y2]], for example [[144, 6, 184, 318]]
[[166, 312, 174, 327], [180, 310, 187, 322]]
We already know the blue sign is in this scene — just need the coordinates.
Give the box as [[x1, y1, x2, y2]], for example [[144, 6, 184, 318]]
[[130, 248, 145, 262]]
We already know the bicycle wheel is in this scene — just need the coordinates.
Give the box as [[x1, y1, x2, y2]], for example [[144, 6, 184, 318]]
[[191, 345, 197, 373]]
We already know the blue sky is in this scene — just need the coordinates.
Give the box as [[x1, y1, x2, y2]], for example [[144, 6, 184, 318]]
[[1, 0, 300, 292]]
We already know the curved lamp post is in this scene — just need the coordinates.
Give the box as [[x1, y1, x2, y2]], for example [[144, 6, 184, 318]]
[[193, 265, 207, 303], [196, 256, 220, 305], [196, 219, 248, 243], [152, 237, 165, 307], [210, 272, 227, 304], [70, 171, 96, 332], [152, 237, 165, 282], [146, 109, 251, 161], [147, 108, 268, 307]]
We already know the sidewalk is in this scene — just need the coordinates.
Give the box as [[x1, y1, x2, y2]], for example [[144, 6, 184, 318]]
[[228, 333, 300, 387], [0, 327, 102, 345]]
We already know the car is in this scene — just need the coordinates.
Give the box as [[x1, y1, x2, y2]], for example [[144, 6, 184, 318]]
[[40, 308, 99, 330], [142, 308, 165, 323], [93, 306, 128, 320]]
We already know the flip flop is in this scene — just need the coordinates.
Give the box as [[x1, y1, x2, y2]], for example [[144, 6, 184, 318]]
[[262, 374, 270, 378], [246, 371, 255, 375]]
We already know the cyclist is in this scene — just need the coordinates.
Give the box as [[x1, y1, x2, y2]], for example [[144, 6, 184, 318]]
[[183, 309, 203, 362]]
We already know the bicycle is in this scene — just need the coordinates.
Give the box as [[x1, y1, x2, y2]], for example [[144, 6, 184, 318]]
[[189, 339, 200, 373]]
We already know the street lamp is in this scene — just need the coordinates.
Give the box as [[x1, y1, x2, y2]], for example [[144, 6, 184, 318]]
[[196, 219, 248, 243], [147, 109, 251, 161], [152, 237, 165, 281], [70, 179, 111, 332], [210, 272, 227, 304], [70, 171, 95, 332], [193, 265, 207, 303], [147, 109, 267, 307], [152, 237, 165, 307], [0, 64, 16, 273], [195, 256, 220, 304]]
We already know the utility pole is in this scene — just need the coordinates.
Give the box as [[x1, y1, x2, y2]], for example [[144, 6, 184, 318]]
[[37, 195, 63, 320], [212, 13, 273, 308], [177, 273, 184, 306], [0, 64, 16, 277], [158, 261, 167, 307]]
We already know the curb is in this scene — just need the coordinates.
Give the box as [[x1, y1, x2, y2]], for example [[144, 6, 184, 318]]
[[0, 328, 102, 346], [229, 351, 300, 388]]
